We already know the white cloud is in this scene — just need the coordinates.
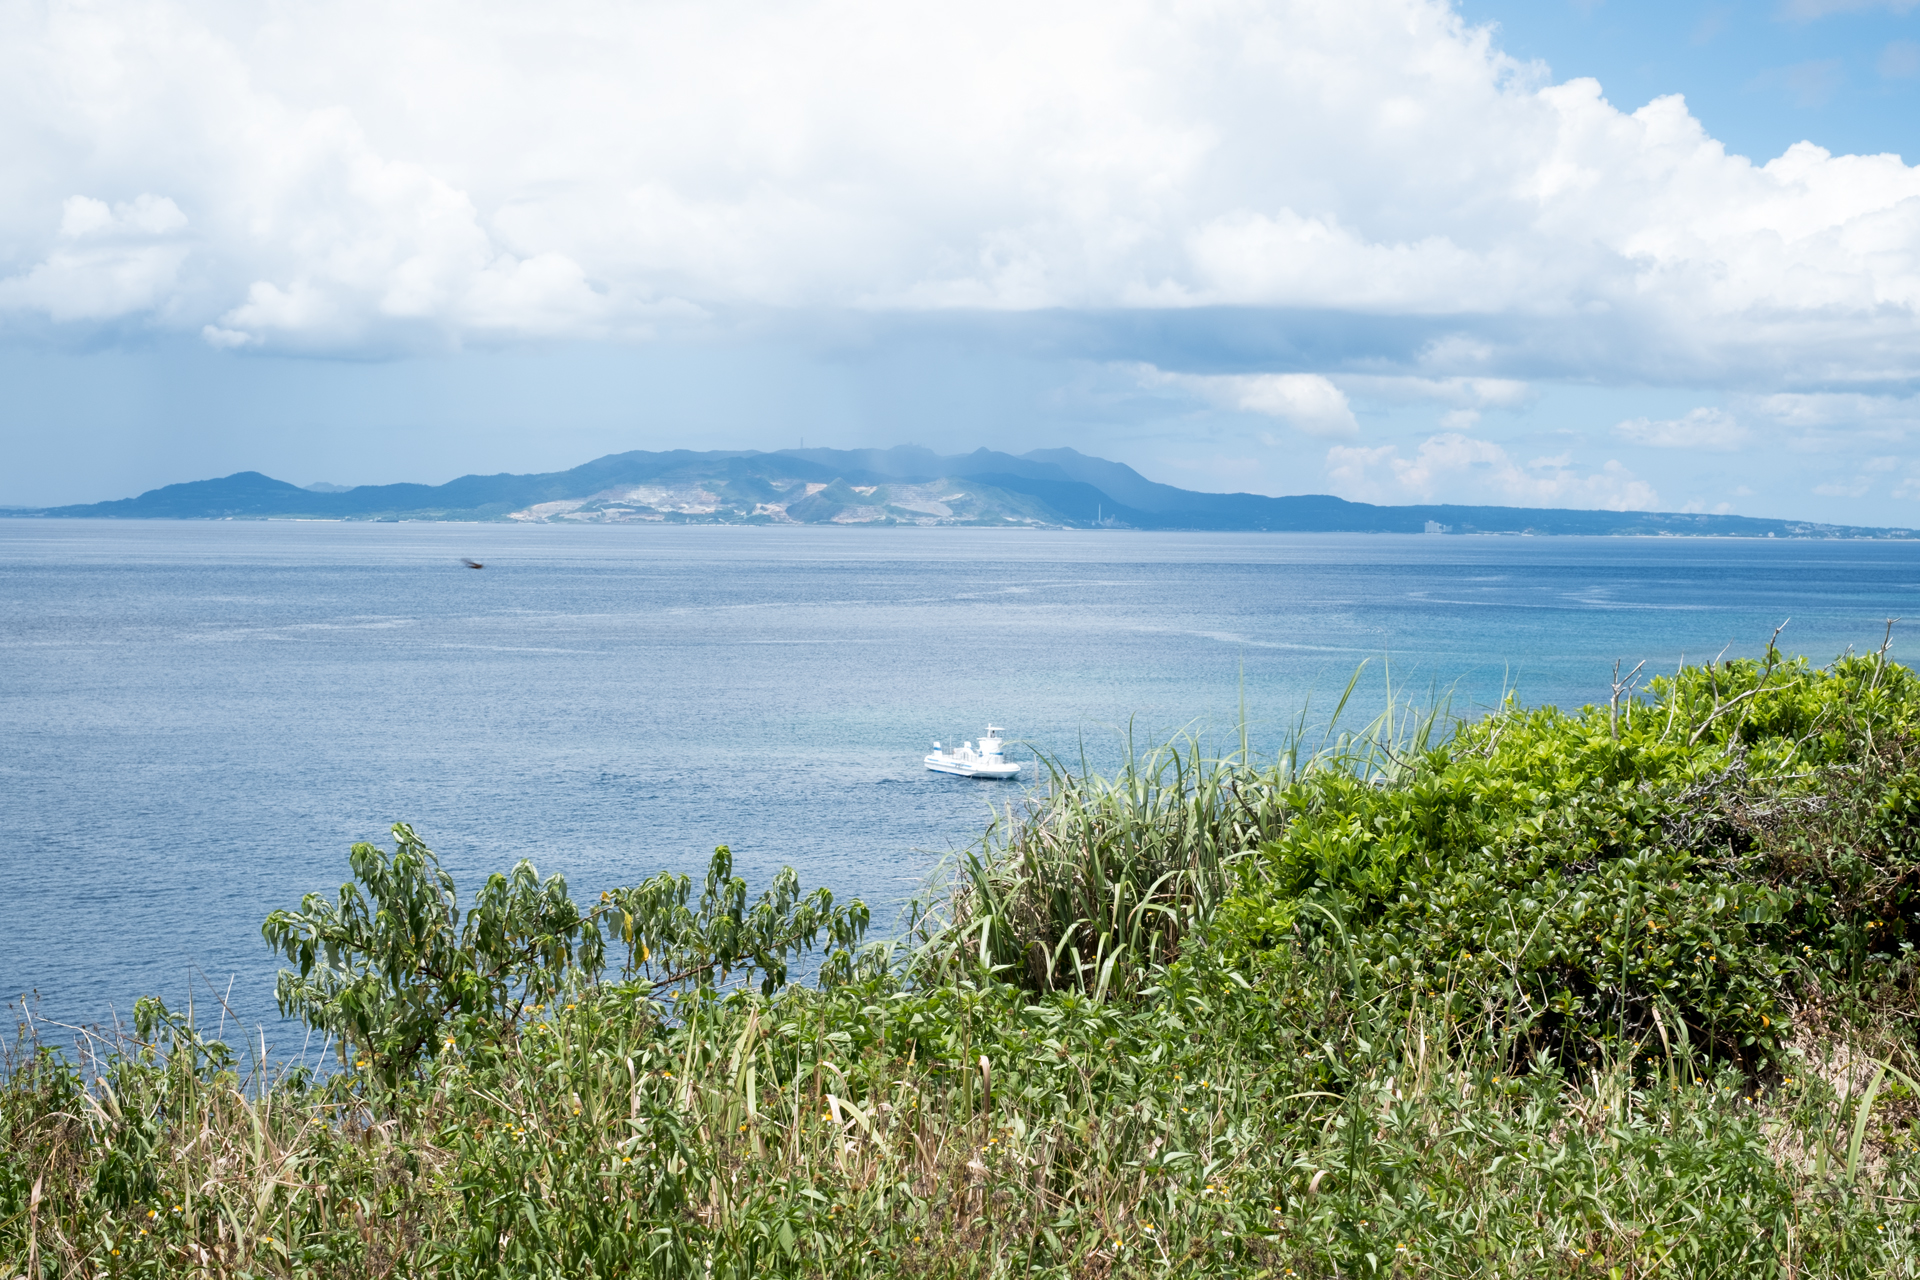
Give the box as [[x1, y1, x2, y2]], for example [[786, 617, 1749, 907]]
[[1811, 455, 1910, 499], [1326, 433, 1657, 510], [1614, 407, 1750, 450], [1136, 366, 1360, 437], [0, 194, 189, 321], [200, 324, 253, 350], [1814, 478, 1872, 497], [1744, 391, 1920, 429], [1337, 376, 1535, 409], [0, 0, 1914, 379], [1739, 391, 1920, 452], [1224, 376, 1359, 436]]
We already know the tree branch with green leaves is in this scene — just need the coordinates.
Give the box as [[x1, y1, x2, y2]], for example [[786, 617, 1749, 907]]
[[261, 825, 871, 1086]]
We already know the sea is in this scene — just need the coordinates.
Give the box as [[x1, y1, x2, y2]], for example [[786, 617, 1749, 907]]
[[5, 519, 1919, 1043]]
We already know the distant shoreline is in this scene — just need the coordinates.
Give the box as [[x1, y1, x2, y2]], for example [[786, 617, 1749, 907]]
[[12, 444, 1913, 539], [7, 512, 1918, 541]]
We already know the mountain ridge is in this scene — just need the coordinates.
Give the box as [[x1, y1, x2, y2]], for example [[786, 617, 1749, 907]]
[[13, 446, 1912, 538]]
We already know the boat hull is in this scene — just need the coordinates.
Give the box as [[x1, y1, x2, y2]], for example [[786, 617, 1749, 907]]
[[924, 754, 1020, 779]]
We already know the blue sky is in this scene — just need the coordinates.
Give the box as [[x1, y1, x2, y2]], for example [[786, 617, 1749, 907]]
[[1462, 0, 1920, 164], [3, 0, 1919, 522]]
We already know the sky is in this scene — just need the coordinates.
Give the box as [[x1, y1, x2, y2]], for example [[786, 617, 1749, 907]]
[[2, 1, 1919, 521]]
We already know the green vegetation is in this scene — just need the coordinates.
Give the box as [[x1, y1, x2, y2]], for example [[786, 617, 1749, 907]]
[[10, 643, 1920, 1276]]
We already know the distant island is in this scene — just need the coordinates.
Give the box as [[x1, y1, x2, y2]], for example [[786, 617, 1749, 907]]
[[12, 445, 1913, 537]]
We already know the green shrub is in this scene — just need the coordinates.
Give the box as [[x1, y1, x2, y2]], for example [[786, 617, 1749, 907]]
[[1209, 650, 1920, 1071], [261, 828, 873, 1087], [262, 823, 606, 1084]]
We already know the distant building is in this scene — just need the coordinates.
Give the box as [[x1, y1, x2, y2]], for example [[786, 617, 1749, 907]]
[[1424, 520, 1449, 535]]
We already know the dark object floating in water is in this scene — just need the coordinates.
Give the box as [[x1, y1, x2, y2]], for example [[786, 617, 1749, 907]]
[[461, 559, 484, 569]]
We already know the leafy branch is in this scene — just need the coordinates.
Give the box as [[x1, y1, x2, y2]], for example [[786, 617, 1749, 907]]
[[261, 826, 870, 1085]]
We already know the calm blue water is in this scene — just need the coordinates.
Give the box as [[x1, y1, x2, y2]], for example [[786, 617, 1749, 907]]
[[5, 520, 1920, 1038]]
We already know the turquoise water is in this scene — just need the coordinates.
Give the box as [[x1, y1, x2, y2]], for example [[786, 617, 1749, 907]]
[[5, 520, 1918, 1032]]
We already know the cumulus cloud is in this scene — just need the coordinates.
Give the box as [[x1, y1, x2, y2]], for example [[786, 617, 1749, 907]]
[[1327, 433, 1657, 510], [1614, 407, 1750, 450], [1220, 376, 1359, 437], [1138, 366, 1359, 436], [0, 195, 189, 321], [0, 0, 1915, 377]]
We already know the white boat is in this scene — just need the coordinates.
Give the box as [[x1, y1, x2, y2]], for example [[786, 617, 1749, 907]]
[[925, 725, 1021, 779]]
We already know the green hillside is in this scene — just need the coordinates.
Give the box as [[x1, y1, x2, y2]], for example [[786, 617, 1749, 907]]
[[19, 446, 1915, 536]]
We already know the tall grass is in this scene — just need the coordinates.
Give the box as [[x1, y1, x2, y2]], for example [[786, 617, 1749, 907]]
[[921, 660, 1451, 1000], [9, 955, 1915, 1276]]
